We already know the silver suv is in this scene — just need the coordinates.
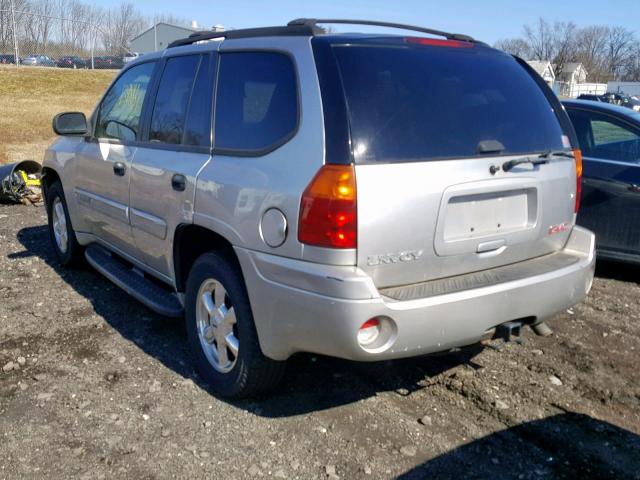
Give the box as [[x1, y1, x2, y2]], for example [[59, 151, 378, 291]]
[[43, 19, 596, 398]]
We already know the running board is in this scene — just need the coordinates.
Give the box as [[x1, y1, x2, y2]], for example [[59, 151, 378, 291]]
[[85, 244, 184, 318]]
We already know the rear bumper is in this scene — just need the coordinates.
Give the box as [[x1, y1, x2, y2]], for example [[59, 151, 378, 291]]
[[235, 226, 596, 361]]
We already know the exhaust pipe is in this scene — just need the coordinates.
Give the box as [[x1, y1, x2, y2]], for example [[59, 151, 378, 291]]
[[531, 321, 553, 337]]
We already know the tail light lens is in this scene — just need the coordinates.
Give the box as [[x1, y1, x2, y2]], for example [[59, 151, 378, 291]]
[[573, 148, 583, 213], [298, 164, 357, 249]]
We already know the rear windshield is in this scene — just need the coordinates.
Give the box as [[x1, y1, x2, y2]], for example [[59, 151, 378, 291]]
[[332, 44, 565, 163]]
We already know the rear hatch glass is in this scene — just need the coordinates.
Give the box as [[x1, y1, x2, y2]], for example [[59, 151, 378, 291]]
[[332, 41, 565, 163]]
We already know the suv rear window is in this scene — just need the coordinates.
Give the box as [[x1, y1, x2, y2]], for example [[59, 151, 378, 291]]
[[331, 43, 565, 163]]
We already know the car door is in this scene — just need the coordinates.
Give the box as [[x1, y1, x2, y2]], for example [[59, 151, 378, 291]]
[[566, 106, 640, 256], [72, 61, 157, 256], [128, 53, 215, 279]]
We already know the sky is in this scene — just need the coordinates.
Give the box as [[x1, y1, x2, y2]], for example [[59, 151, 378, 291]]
[[100, 0, 640, 44]]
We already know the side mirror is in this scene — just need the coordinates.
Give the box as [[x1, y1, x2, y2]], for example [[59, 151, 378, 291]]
[[52, 112, 89, 136]]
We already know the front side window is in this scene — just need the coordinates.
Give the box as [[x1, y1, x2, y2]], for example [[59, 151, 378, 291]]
[[149, 55, 201, 144], [567, 108, 640, 163], [96, 62, 155, 142], [214, 52, 298, 152]]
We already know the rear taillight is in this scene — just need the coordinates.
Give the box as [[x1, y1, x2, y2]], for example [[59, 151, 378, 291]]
[[298, 164, 357, 249], [405, 37, 474, 48], [573, 148, 583, 213]]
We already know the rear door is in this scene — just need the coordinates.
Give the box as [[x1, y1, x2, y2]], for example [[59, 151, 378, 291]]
[[327, 40, 577, 288], [565, 105, 640, 255], [129, 53, 215, 278]]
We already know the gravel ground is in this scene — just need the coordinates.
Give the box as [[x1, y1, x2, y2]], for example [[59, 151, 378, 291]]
[[0, 203, 639, 479]]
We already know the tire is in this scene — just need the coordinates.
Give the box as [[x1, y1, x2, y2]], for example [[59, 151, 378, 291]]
[[46, 181, 83, 267], [185, 252, 286, 398]]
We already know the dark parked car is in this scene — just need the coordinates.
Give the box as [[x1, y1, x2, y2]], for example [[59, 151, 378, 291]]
[[22, 55, 56, 67], [56, 56, 87, 69], [601, 92, 640, 112], [0, 54, 20, 65], [93, 55, 124, 69], [563, 99, 640, 264], [577, 94, 604, 102]]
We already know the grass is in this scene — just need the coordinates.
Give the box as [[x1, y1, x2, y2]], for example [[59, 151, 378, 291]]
[[0, 66, 115, 164]]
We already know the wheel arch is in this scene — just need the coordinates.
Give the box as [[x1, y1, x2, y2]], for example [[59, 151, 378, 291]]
[[41, 166, 62, 205], [173, 223, 239, 293]]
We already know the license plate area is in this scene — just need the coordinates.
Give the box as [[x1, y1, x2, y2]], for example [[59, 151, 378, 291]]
[[434, 179, 540, 257], [444, 189, 535, 241]]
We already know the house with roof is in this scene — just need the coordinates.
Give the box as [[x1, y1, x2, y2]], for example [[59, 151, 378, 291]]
[[526, 60, 555, 88], [556, 63, 588, 85]]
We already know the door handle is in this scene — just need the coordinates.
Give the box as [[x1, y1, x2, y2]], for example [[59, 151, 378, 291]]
[[628, 184, 640, 194], [113, 162, 126, 176], [171, 173, 186, 192]]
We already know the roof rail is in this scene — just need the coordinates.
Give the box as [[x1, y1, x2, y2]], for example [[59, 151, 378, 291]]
[[168, 24, 322, 48], [287, 18, 475, 42], [167, 18, 476, 49]]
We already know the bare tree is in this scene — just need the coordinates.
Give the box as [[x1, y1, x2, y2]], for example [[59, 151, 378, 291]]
[[493, 38, 531, 58], [101, 2, 145, 54], [573, 26, 609, 82], [552, 21, 577, 78], [607, 26, 636, 81], [622, 42, 640, 81], [524, 18, 556, 61]]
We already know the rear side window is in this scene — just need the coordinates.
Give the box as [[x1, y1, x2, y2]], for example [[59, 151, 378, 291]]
[[214, 52, 298, 152], [332, 44, 565, 163], [96, 62, 155, 142], [149, 55, 200, 144]]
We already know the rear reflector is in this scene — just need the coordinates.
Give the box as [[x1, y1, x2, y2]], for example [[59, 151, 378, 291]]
[[298, 164, 357, 249], [573, 148, 583, 213], [405, 37, 474, 48], [357, 318, 381, 347]]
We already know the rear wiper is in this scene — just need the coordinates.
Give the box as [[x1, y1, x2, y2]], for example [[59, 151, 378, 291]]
[[538, 150, 575, 159], [502, 150, 574, 172]]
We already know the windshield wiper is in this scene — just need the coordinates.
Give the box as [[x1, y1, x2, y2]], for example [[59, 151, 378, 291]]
[[502, 150, 574, 172]]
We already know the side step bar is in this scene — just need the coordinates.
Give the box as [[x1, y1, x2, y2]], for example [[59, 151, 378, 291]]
[[85, 244, 184, 318]]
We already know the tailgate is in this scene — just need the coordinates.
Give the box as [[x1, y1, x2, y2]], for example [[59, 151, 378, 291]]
[[325, 38, 578, 289], [356, 156, 576, 288]]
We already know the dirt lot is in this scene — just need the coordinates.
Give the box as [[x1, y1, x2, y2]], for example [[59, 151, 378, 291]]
[[0, 66, 115, 165], [0, 203, 639, 479]]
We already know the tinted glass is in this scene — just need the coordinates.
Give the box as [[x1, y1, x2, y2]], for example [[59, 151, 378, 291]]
[[96, 62, 155, 142], [183, 54, 214, 147], [333, 44, 566, 163], [567, 108, 640, 163], [215, 52, 297, 151], [150, 55, 200, 144]]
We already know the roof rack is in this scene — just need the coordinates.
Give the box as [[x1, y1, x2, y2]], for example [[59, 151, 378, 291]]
[[287, 18, 476, 42], [167, 18, 476, 49], [168, 24, 322, 48]]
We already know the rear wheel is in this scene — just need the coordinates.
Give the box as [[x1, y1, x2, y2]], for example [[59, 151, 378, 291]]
[[185, 252, 286, 398], [46, 181, 83, 267]]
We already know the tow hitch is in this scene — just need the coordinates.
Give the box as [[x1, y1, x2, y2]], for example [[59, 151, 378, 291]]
[[494, 321, 523, 342]]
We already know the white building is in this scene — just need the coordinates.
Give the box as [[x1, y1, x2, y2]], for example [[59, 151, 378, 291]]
[[608, 82, 640, 97], [526, 60, 555, 88], [556, 63, 588, 85], [130, 23, 198, 53]]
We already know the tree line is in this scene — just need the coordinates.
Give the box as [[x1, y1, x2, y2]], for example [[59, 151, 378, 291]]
[[0, 0, 191, 57], [495, 18, 640, 83]]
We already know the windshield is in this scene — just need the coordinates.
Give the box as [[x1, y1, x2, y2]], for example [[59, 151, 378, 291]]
[[332, 43, 566, 163]]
